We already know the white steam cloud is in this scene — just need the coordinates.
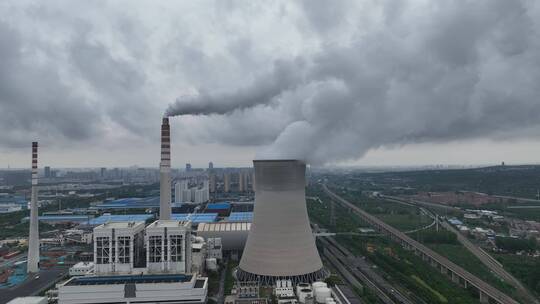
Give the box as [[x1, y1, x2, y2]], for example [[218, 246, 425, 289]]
[[167, 0, 540, 165]]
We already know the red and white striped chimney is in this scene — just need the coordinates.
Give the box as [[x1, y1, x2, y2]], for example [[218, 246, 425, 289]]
[[159, 118, 172, 220], [27, 142, 40, 273]]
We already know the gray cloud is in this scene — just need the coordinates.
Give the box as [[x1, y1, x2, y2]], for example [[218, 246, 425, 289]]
[[2, 0, 540, 167], [170, 0, 540, 164]]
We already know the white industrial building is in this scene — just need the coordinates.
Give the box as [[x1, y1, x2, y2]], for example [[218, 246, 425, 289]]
[[145, 220, 192, 274], [57, 273, 208, 304], [93, 221, 146, 275]]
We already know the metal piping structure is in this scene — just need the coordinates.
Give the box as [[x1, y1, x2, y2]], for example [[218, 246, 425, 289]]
[[27, 141, 40, 273], [238, 160, 326, 284], [160, 117, 172, 220]]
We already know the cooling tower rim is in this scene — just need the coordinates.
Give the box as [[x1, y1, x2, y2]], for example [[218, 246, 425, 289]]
[[253, 159, 305, 164]]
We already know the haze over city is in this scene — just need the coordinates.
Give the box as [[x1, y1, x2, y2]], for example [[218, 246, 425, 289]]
[[2, 1, 540, 168]]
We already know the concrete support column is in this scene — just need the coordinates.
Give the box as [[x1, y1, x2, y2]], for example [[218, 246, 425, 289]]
[[451, 272, 459, 283], [479, 291, 489, 303], [440, 267, 447, 275]]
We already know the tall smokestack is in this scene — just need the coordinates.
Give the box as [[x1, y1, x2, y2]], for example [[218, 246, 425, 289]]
[[27, 142, 39, 273], [160, 117, 172, 220], [238, 160, 326, 284]]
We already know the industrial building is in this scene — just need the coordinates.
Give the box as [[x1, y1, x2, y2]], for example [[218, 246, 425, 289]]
[[57, 274, 208, 304], [85, 214, 154, 226], [197, 222, 250, 251], [238, 160, 326, 284], [204, 202, 231, 216], [145, 220, 192, 274], [172, 213, 218, 224], [93, 221, 146, 275]]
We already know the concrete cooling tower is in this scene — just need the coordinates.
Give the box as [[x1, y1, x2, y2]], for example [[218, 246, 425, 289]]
[[237, 160, 326, 284]]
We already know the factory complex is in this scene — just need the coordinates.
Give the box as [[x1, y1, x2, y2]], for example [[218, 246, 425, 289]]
[[5, 118, 340, 304]]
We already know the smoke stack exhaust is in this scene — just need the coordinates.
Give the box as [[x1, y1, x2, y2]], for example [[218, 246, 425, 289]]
[[27, 142, 40, 273], [160, 117, 172, 220]]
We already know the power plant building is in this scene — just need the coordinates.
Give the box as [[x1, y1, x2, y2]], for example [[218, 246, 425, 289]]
[[238, 160, 326, 284], [94, 221, 146, 275], [145, 220, 192, 274]]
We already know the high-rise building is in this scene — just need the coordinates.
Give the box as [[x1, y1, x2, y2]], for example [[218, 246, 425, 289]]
[[174, 180, 189, 203], [44, 166, 51, 178], [185, 163, 192, 172], [208, 162, 213, 170], [239, 171, 245, 192], [209, 173, 216, 193], [27, 142, 40, 273], [100, 167, 106, 179], [238, 160, 325, 284], [224, 172, 230, 193]]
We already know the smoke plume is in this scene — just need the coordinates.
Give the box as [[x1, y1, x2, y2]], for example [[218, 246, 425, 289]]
[[168, 0, 540, 165]]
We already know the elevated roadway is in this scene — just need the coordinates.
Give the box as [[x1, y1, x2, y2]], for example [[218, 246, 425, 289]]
[[386, 195, 539, 304], [323, 185, 521, 304]]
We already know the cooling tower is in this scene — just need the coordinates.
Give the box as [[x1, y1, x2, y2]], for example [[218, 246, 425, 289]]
[[160, 117, 172, 220], [27, 142, 40, 273], [238, 160, 326, 284]]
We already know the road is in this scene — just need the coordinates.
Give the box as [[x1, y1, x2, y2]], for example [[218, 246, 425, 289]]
[[0, 267, 67, 303], [323, 184, 520, 304], [216, 258, 228, 304]]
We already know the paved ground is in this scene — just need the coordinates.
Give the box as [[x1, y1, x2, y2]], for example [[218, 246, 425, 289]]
[[0, 267, 67, 304], [216, 257, 228, 304], [0, 254, 27, 269]]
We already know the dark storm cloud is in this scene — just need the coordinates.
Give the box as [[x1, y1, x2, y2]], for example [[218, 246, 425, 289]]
[[170, 0, 540, 164], [0, 3, 159, 151], [2, 0, 540, 166], [0, 21, 102, 148]]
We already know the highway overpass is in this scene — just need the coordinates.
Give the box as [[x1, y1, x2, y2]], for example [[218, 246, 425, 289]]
[[323, 185, 520, 304]]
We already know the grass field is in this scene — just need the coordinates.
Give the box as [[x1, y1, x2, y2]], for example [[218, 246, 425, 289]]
[[375, 213, 431, 231], [427, 244, 516, 296], [336, 235, 481, 304]]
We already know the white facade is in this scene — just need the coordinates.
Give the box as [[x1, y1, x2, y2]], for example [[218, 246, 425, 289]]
[[69, 262, 94, 276], [175, 181, 189, 203], [177, 180, 209, 204], [58, 274, 208, 304], [145, 220, 192, 274], [93, 221, 146, 275]]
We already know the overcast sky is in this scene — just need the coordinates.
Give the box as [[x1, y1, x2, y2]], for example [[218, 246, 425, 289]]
[[1, 0, 540, 168]]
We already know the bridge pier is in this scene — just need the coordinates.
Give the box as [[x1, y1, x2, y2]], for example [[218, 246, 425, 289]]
[[440, 266, 447, 275], [479, 291, 489, 303], [451, 272, 459, 284]]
